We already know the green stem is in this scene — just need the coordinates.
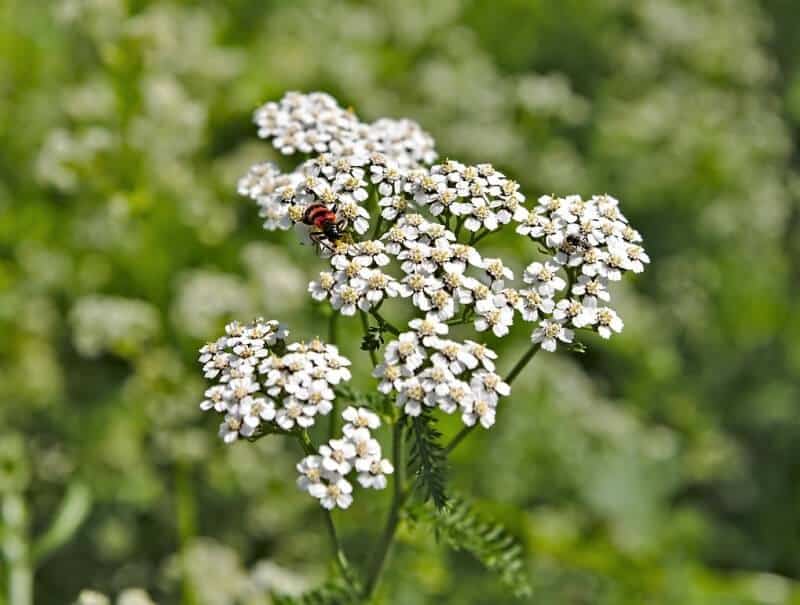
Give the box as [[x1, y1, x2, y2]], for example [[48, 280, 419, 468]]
[[369, 309, 400, 335], [454, 215, 465, 239], [371, 216, 384, 240], [505, 342, 542, 385], [359, 311, 378, 366], [176, 464, 199, 605], [3, 492, 32, 605], [444, 343, 542, 454], [297, 432, 353, 583], [471, 229, 494, 245], [363, 422, 405, 599]]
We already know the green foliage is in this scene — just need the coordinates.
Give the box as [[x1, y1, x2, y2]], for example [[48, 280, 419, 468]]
[[272, 572, 362, 605], [406, 410, 448, 510], [420, 494, 531, 599], [359, 326, 384, 354]]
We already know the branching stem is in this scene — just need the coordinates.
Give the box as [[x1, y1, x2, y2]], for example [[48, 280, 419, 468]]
[[369, 309, 400, 335], [363, 422, 406, 599], [359, 311, 378, 366]]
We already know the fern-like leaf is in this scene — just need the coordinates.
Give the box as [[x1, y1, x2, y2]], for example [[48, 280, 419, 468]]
[[423, 494, 531, 598], [406, 410, 448, 509]]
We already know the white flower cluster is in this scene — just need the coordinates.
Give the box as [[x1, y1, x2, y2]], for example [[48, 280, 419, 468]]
[[373, 318, 507, 429], [253, 91, 435, 166], [223, 91, 652, 450], [296, 406, 393, 510], [308, 238, 402, 315], [198, 319, 352, 443], [239, 92, 436, 236], [405, 160, 528, 229], [516, 193, 650, 350]]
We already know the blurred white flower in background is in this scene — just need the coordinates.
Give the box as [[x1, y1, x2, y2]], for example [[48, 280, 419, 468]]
[[70, 295, 161, 358]]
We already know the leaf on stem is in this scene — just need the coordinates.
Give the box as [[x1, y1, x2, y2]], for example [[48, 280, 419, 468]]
[[406, 410, 448, 510], [421, 494, 531, 598], [271, 565, 362, 605], [360, 326, 384, 353]]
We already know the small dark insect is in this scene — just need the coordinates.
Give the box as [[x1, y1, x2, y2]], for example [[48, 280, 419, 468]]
[[302, 203, 348, 250], [565, 233, 591, 252]]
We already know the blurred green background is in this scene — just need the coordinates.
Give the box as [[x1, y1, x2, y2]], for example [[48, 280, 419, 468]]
[[2, 0, 800, 603]]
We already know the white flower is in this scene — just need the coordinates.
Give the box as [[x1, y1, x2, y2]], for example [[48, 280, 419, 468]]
[[430, 339, 478, 375], [368, 117, 437, 167], [523, 261, 567, 296], [337, 198, 371, 234], [351, 240, 391, 267], [440, 267, 478, 305], [296, 455, 325, 492], [322, 348, 353, 384], [296, 379, 335, 416], [421, 362, 457, 403], [383, 332, 426, 372], [589, 303, 624, 339], [463, 340, 498, 372], [470, 370, 510, 398], [396, 377, 426, 416], [358, 458, 394, 490], [571, 275, 610, 302], [342, 406, 381, 436], [625, 244, 650, 273], [578, 246, 608, 278], [421, 285, 456, 321], [516, 288, 555, 322], [397, 271, 438, 310], [439, 379, 473, 414], [320, 438, 357, 475], [219, 411, 245, 444], [600, 239, 631, 281], [381, 222, 418, 255], [379, 193, 412, 221], [237, 161, 281, 200], [308, 271, 337, 301], [357, 269, 401, 310], [226, 377, 260, 403], [408, 316, 448, 347], [553, 298, 596, 329], [445, 243, 483, 273], [373, 361, 410, 394], [398, 242, 435, 275], [474, 296, 515, 337], [482, 257, 514, 288], [254, 92, 360, 156], [240, 396, 276, 428], [458, 197, 500, 232], [330, 283, 362, 316], [461, 389, 497, 429], [531, 319, 574, 352], [309, 476, 354, 510], [276, 398, 315, 430], [349, 428, 382, 471], [200, 385, 228, 412]]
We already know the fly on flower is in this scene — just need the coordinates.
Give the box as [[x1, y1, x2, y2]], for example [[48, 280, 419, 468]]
[[301, 203, 350, 251]]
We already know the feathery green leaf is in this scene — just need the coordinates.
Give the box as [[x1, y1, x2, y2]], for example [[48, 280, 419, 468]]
[[406, 409, 448, 509], [423, 494, 531, 598]]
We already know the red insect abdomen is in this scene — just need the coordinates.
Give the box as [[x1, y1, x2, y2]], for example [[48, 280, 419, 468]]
[[303, 204, 335, 227]]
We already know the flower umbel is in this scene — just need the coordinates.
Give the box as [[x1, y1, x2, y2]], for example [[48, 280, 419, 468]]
[[198, 91, 650, 601]]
